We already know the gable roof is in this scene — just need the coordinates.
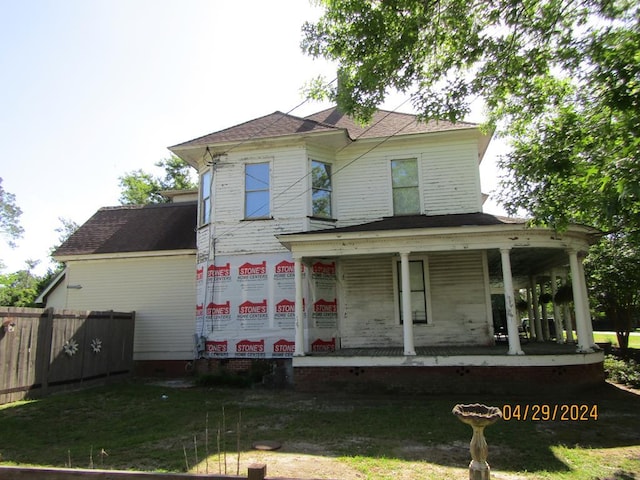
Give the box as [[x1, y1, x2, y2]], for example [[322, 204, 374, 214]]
[[54, 202, 197, 257], [169, 106, 478, 150]]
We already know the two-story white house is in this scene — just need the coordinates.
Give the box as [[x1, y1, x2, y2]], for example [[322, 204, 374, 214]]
[[170, 106, 603, 393]]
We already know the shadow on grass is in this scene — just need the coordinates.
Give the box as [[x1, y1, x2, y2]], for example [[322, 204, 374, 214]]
[[0, 380, 638, 477]]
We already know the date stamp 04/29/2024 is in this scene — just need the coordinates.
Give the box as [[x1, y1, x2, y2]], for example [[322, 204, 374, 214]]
[[501, 404, 599, 421]]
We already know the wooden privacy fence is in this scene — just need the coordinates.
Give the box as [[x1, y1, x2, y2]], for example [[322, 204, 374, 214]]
[[0, 307, 135, 404]]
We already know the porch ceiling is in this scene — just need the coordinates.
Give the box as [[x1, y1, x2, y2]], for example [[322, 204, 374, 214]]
[[486, 247, 569, 284]]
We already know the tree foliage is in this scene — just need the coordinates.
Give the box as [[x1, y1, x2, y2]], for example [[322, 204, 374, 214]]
[[0, 177, 24, 249], [585, 234, 640, 351], [303, 0, 640, 342], [0, 261, 41, 307], [118, 155, 196, 205], [302, 0, 640, 233]]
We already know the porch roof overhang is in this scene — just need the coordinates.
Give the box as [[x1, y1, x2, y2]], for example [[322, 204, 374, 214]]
[[277, 213, 601, 281]]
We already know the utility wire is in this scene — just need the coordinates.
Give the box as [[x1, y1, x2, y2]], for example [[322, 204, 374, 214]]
[[211, 96, 416, 242]]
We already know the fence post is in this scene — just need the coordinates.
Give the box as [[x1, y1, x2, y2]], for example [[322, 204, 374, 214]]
[[39, 308, 55, 396], [247, 463, 266, 480]]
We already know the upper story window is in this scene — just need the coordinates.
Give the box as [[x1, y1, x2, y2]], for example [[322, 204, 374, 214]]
[[245, 162, 270, 219], [311, 160, 332, 218], [391, 158, 420, 215], [200, 169, 212, 225]]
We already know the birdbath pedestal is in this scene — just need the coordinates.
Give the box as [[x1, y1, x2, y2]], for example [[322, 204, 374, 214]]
[[452, 403, 502, 480]]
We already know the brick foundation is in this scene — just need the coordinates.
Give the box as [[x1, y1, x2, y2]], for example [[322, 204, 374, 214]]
[[293, 362, 605, 394]]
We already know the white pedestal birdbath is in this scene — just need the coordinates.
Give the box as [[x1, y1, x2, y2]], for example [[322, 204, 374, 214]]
[[452, 403, 502, 480]]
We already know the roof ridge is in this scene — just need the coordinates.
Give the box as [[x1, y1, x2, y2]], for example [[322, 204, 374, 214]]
[[98, 201, 196, 212]]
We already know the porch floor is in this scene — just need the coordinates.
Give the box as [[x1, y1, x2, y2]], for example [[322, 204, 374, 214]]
[[308, 341, 596, 357]]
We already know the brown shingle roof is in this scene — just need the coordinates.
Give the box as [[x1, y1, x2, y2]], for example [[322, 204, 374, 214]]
[[54, 202, 197, 257], [170, 111, 339, 148], [170, 107, 477, 149], [306, 107, 477, 139]]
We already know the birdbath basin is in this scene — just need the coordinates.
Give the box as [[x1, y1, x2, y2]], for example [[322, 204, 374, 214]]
[[452, 404, 502, 480]]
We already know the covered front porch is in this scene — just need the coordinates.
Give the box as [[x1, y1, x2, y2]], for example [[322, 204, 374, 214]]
[[278, 213, 603, 392]]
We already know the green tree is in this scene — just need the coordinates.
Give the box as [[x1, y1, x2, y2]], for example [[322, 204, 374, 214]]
[[303, 0, 640, 345], [302, 0, 640, 233], [584, 234, 640, 352], [118, 155, 196, 205], [0, 260, 40, 307], [0, 177, 23, 249]]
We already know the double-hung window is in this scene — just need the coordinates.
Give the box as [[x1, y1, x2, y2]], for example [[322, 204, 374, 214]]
[[245, 162, 270, 219], [397, 260, 428, 324], [200, 169, 212, 225], [311, 160, 332, 218], [391, 158, 420, 215]]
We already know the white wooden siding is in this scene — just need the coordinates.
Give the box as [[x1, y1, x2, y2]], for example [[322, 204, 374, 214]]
[[48, 255, 196, 361], [339, 251, 491, 348], [340, 256, 400, 347], [206, 145, 309, 255], [421, 141, 481, 214], [333, 137, 482, 226]]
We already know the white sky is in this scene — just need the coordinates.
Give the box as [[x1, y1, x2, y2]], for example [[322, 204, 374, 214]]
[[0, 0, 506, 275]]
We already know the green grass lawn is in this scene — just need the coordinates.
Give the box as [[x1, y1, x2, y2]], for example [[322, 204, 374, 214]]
[[0, 381, 639, 479], [593, 331, 640, 348]]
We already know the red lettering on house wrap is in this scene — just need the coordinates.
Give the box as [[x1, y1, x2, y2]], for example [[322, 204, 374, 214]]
[[275, 260, 294, 274], [312, 261, 335, 276], [311, 338, 336, 352], [208, 263, 231, 278], [313, 299, 337, 313], [276, 299, 295, 313], [207, 301, 230, 316], [239, 299, 268, 314], [196, 267, 204, 281], [236, 339, 265, 353], [239, 261, 267, 276], [206, 340, 228, 353], [273, 339, 295, 353], [196, 304, 204, 317]]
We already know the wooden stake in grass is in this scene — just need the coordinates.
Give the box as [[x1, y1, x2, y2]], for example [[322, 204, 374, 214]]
[[89, 446, 94, 469], [183, 445, 189, 472], [217, 422, 222, 474], [193, 434, 199, 473], [236, 409, 242, 476], [222, 405, 227, 475], [205, 412, 210, 474]]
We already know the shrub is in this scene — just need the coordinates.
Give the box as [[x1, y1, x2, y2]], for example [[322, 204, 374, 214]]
[[604, 355, 640, 388]]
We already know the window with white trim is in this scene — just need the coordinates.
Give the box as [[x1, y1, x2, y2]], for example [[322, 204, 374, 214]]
[[391, 158, 420, 215], [200, 169, 212, 225], [397, 260, 428, 324], [311, 160, 332, 218], [245, 162, 270, 219]]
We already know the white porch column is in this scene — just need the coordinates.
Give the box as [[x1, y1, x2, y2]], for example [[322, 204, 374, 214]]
[[568, 249, 591, 352], [294, 256, 306, 356], [562, 271, 575, 343], [577, 253, 598, 350], [540, 280, 550, 340], [551, 270, 564, 344], [400, 251, 416, 356], [530, 276, 544, 342], [526, 286, 536, 340], [501, 248, 524, 355]]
